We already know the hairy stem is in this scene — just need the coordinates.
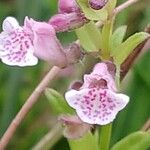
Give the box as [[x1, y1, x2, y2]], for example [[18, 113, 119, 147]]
[[141, 118, 150, 132], [114, 0, 139, 15], [0, 66, 61, 150]]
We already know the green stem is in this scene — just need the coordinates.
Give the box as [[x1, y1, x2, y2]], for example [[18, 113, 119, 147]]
[[99, 123, 112, 150], [101, 20, 113, 60]]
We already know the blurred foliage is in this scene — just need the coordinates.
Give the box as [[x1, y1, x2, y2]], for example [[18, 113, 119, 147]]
[[0, 0, 150, 149]]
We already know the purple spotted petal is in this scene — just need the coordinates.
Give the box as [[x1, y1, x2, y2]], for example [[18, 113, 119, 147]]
[[65, 88, 129, 125], [0, 17, 38, 66]]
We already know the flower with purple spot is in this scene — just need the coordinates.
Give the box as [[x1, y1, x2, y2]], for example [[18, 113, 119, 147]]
[[0, 17, 38, 66], [0, 16, 71, 67], [65, 62, 129, 125]]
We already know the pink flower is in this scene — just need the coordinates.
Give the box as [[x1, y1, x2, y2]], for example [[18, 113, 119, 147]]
[[0, 17, 38, 66], [24, 17, 67, 67], [0, 16, 82, 67], [58, 0, 80, 13], [49, 13, 86, 33], [0, 17, 69, 67], [49, 0, 87, 33], [65, 62, 129, 125]]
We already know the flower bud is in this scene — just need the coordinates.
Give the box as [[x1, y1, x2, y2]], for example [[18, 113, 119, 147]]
[[49, 13, 87, 33], [58, 0, 80, 13], [59, 115, 91, 139], [65, 43, 83, 64], [89, 0, 108, 10]]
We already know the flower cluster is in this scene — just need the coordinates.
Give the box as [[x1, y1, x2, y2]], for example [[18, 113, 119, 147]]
[[65, 62, 129, 125]]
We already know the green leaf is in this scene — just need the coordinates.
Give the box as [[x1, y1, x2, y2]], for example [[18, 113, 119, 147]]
[[113, 32, 150, 65], [111, 131, 150, 150], [110, 25, 127, 55], [68, 132, 99, 150], [45, 88, 75, 115], [75, 21, 102, 52], [76, 0, 108, 21]]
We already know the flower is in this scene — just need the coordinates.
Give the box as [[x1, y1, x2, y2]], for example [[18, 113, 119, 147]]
[[0, 16, 83, 67], [49, 0, 87, 33], [58, 0, 80, 13], [65, 62, 129, 125], [0, 17, 38, 66], [24, 17, 67, 67], [0, 17, 69, 67], [59, 115, 91, 139], [49, 13, 86, 33]]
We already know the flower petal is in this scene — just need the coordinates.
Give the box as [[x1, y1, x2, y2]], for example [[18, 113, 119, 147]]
[[49, 13, 86, 33], [65, 88, 129, 125], [58, 0, 79, 13], [31, 21, 67, 67], [92, 62, 110, 76], [0, 28, 38, 66], [83, 73, 116, 91], [82, 63, 117, 91], [2, 17, 20, 32]]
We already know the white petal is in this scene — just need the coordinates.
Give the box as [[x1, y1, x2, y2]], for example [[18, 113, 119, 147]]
[[0, 27, 38, 67], [2, 17, 19, 32], [65, 88, 129, 125], [1, 47, 38, 67]]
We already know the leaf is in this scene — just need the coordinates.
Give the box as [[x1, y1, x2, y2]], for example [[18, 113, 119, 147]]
[[76, 0, 108, 21], [68, 132, 99, 150], [112, 32, 150, 65], [111, 131, 150, 150], [110, 25, 127, 55], [75, 21, 102, 52], [45, 88, 75, 115]]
